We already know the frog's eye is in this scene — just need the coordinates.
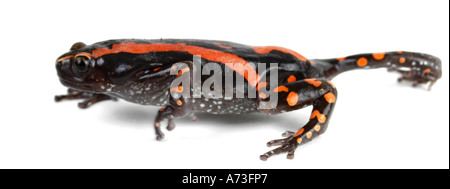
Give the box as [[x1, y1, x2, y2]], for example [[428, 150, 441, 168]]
[[73, 56, 91, 73]]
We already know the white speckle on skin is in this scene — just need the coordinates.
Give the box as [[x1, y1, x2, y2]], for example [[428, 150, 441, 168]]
[[96, 58, 104, 66], [200, 104, 205, 107]]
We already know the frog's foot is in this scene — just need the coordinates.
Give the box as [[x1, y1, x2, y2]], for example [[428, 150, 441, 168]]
[[260, 135, 298, 161], [55, 88, 117, 109], [387, 53, 442, 91], [393, 68, 439, 91]]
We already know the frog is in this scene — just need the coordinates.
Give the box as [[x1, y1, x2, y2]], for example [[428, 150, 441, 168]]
[[55, 39, 442, 160]]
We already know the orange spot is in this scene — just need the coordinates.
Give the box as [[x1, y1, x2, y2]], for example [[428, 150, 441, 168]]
[[306, 132, 312, 139], [154, 122, 160, 127], [287, 75, 296, 83], [296, 138, 303, 144], [252, 46, 307, 62], [318, 114, 326, 123], [259, 92, 267, 99], [171, 86, 183, 93], [324, 93, 336, 103], [176, 100, 183, 106], [396, 51, 403, 54], [159, 108, 165, 111], [92, 42, 260, 86], [175, 67, 191, 77], [310, 110, 326, 123], [304, 79, 322, 87], [56, 55, 74, 63], [256, 82, 268, 91], [294, 128, 305, 137], [314, 125, 321, 132], [357, 57, 368, 67], [408, 71, 412, 76], [181, 67, 190, 73], [372, 52, 385, 60], [273, 85, 289, 93], [286, 92, 298, 106], [215, 43, 232, 49], [153, 67, 161, 71], [327, 80, 336, 88], [423, 69, 431, 74], [337, 57, 346, 61], [399, 57, 406, 64]]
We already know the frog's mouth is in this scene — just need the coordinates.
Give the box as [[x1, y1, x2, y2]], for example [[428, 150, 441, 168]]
[[59, 78, 97, 92]]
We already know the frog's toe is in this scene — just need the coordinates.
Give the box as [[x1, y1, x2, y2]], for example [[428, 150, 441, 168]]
[[266, 131, 295, 147], [260, 137, 298, 161], [166, 119, 176, 131], [281, 131, 295, 137]]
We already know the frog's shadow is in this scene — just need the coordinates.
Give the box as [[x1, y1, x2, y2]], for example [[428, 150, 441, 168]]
[[106, 102, 310, 132]]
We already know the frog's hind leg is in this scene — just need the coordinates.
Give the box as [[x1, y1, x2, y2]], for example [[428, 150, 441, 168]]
[[258, 78, 337, 160], [311, 51, 442, 90]]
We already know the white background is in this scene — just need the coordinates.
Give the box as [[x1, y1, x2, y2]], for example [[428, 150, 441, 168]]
[[0, 0, 448, 169]]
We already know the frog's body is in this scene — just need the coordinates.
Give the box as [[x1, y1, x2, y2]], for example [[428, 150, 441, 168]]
[[55, 39, 442, 160]]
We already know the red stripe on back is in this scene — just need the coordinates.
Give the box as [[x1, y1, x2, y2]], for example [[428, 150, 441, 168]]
[[252, 46, 307, 62], [92, 42, 260, 86]]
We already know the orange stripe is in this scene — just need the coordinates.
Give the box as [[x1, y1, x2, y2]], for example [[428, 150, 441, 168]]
[[56, 55, 74, 63], [252, 46, 307, 62], [92, 42, 260, 86], [75, 52, 92, 59]]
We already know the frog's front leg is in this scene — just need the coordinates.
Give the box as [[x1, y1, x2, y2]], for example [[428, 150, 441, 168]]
[[258, 78, 337, 160], [153, 87, 194, 141], [55, 88, 117, 109]]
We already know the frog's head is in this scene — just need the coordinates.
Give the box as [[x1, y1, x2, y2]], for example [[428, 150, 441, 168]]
[[56, 41, 174, 96], [55, 42, 110, 93]]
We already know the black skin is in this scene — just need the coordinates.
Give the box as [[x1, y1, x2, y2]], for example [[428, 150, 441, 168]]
[[55, 39, 442, 160]]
